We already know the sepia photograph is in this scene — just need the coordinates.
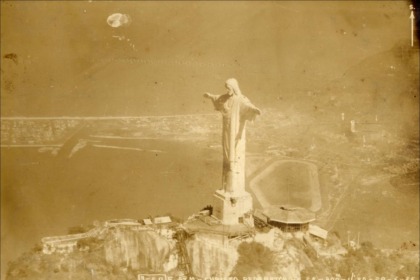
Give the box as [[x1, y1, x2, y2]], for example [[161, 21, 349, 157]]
[[1, 1, 419, 279]]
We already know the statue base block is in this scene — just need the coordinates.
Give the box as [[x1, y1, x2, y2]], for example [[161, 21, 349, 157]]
[[212, 190, 254, 226]]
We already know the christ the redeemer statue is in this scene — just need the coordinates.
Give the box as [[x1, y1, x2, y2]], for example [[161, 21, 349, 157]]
[[204, 78, 261, 225]]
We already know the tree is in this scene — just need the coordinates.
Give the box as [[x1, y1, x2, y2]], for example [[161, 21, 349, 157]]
[[232, 242, 276, 277]]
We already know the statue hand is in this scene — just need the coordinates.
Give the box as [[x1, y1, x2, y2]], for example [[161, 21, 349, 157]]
[[254, 108, 261, 115], [203, 92, 212, 99]]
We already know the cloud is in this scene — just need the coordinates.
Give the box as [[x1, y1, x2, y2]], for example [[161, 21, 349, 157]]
[[106, 13, 131, 28]]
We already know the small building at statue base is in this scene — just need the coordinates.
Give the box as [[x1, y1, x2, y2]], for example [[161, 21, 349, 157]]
[[255, 205, 315, 233]]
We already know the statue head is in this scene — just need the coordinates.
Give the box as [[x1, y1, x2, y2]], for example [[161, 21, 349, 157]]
[[225, 78, 242, 96]]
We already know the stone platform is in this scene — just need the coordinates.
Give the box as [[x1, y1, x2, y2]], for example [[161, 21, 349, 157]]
[[183, 214, 254, 238]]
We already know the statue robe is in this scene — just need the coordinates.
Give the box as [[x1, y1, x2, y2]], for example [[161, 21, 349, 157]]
[[207, 93, 260, 193]]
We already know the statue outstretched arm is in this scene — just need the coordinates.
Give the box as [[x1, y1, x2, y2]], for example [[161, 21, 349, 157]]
[[203, 92, 219, 102], [203, 92, 221, 110], [251, 105, 261, 115], [241, 98, 261, 121]]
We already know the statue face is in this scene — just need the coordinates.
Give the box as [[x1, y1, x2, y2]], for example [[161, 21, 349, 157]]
[[225, 84, 234, 96]]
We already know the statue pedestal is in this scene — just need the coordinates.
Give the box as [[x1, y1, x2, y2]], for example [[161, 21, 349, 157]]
[[212, 189, 254, 226]]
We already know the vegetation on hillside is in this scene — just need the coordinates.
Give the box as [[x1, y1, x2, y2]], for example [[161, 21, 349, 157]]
[[301, 241, 419, 279], [232, 242, 276, 277]]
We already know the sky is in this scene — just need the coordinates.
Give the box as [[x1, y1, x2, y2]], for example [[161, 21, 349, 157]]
[[1, 1, 417, 117]]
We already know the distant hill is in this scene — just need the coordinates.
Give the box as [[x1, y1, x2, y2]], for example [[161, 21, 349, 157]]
[[295, 41, 419, 138]]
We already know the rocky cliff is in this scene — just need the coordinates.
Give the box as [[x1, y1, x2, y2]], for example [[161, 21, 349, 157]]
[[186, 234, 239, 278], [7, 221, 418, 280], [104, 227, 175, 272]]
